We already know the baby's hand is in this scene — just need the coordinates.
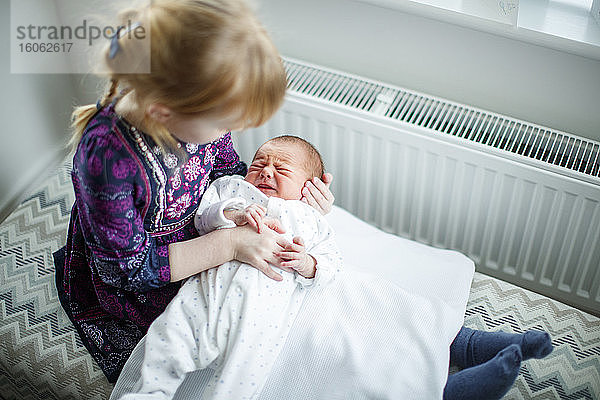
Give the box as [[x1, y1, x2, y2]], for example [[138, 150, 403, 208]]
[[225, 204, 285, 234], [278, 237, 316, 279], [236, 204, 267, 233]]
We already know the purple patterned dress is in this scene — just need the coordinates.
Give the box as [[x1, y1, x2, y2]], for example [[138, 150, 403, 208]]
[[53, 102, 247, 383]]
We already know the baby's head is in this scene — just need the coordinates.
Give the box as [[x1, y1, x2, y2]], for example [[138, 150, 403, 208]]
[[245, 135, 324, 200]]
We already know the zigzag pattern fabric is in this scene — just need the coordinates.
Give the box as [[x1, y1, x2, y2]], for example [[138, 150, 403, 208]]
[[465, 274, 600, 400], [0, 163, 113, 399], [0, 162, 598, 400]]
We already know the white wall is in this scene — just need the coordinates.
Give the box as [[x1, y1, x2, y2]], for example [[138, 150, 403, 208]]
[[2, 0, 599, 218], [256, 0, 600, 141], [0, 0, 80, 219]]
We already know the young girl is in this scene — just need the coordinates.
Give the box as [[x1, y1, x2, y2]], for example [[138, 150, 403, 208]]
[[53, 0, 334, 383]]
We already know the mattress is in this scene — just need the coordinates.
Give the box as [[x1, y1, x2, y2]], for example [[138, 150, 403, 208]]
[[0, 162, 598, 400]]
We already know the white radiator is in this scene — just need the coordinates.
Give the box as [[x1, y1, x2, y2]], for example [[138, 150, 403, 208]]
[[232, 57, 600, 316]]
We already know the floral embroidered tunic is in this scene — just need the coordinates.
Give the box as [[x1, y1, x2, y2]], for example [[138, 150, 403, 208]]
[[53, 102, 247, 383]]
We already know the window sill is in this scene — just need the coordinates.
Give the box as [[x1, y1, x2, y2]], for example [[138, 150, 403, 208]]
[[353, 0, 600, 60]]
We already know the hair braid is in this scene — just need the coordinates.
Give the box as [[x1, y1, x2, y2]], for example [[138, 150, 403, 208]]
[[100, 78, 119, 108], [67, 78, 120, 153]]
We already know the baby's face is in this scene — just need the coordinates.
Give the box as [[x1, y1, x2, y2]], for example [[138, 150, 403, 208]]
[[244, 141, 309, 200]]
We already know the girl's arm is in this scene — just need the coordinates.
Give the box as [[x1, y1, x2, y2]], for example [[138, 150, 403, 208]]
[[168, 228, 234, 282], [169, 222, 290, 282]]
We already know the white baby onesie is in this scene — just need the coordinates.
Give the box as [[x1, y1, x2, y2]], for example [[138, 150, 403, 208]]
[[119, 175, 341, 400]]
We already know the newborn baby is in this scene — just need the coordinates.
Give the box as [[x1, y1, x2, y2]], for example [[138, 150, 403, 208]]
[[120, 135, 341, 400]]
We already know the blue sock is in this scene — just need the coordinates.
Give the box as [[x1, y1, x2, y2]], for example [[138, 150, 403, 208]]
[[450, 326, 553, 368], [443, 344, 522, 400]]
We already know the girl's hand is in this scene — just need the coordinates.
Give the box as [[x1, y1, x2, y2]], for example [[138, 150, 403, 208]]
[[300, 173, 335, 215], [228, 204, 267, 233], [277, 237, 316, 279], [229, 223, 289, 281]]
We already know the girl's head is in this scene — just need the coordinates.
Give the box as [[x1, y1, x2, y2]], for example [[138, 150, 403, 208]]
[[71, 0, 287, 150], [245, 135, 325, 200]]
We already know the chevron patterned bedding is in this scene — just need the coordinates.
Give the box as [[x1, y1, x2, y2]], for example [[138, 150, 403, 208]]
[[1, 163, 598, 400]]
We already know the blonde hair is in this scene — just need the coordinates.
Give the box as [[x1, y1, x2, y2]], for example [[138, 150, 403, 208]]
[[69, 0, 287, 152]]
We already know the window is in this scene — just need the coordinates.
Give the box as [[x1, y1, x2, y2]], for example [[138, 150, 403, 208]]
[[354, 0, 600, 59], [412, 0, 520, 25], [551, 0, 593, 11]]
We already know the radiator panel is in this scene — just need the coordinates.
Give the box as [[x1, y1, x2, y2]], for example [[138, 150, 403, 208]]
[[233, 97, 600, 315]]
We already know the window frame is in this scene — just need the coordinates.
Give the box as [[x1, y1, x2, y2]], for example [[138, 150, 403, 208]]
[[353, 0, 600, 60]]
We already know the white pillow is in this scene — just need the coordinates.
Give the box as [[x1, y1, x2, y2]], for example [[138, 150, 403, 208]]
[[327, 205, 475, 313]]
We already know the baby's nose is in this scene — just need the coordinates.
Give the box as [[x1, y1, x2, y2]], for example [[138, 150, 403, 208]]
[[260, 167, 273, 179]]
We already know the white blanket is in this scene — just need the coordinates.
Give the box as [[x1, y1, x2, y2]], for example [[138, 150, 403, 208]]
[[111, 206, 474, 400], [256, 269, 461, 399]]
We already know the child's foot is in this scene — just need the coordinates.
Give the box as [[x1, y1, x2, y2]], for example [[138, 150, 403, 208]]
[[450, 326, 553, 368], [521, 330, 553, 360], [443, 344, 522, 400]]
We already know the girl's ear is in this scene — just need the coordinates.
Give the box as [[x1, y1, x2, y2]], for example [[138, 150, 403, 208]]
[[146, 103, 173, 124]]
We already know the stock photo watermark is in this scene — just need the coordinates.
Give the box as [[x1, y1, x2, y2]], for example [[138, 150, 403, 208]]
[[11, 0, 151, 74]]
